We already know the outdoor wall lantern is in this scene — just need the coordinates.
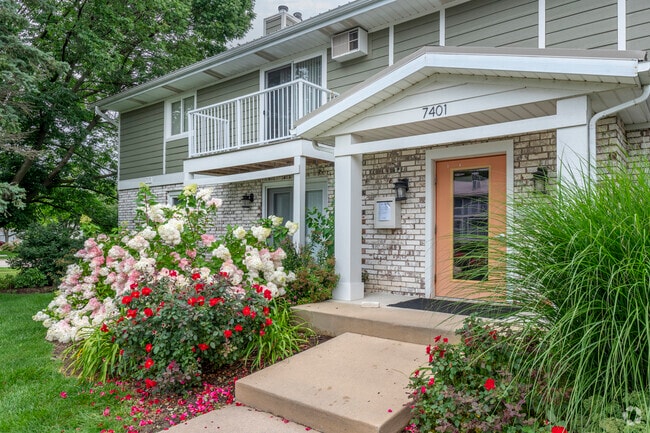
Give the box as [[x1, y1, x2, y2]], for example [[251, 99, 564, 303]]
[[394, 178, 409, 201], [532, 167, 548, 194], [241, 193, 254, 208]]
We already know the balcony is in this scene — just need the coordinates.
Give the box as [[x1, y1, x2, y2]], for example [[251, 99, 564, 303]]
[[188, 79, 337, 158]]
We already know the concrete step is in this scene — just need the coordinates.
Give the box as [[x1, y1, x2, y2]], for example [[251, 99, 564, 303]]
[[293, 297, 465, 345], [235, 333, 426, 433]]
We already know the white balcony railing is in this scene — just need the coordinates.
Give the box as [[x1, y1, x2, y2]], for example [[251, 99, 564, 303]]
[[188, 79, 338, 157]]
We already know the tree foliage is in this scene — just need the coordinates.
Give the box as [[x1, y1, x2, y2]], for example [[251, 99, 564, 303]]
[[0, 0, 255, 230]]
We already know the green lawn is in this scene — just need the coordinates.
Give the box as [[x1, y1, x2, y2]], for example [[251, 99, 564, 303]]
[[0, 293, 132, 433], [0, 268, 17, 277]]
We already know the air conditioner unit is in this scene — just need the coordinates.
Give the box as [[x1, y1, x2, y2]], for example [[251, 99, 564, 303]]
[[331, 27, 368, 62]]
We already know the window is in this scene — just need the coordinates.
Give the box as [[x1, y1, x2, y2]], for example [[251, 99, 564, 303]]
[[168, 95, 195, 137], [265, 181, 328, 242]]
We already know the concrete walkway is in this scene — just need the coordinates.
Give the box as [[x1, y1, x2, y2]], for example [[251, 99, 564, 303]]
[[160, 294, 466, 433]]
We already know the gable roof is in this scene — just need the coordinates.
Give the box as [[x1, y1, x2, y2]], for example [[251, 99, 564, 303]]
[[95, 0, 471, 112], [293, 46, 650, 141]]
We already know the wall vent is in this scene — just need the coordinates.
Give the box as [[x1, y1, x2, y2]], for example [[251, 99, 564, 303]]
[[331, 27, 368, 62]]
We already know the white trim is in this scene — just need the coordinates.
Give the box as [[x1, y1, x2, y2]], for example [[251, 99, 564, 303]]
[[294, 50, 644, 137], [388, 25, 394, 66], [538, 0, 545, 49], [193, 165, 299, 186], [424, 140, 514, 298], [439, 8, 446, 47], [335, 112, 583, 157], [618, 0, 626, 50], [167, 190, 182, 206], [118, 172, 185, 190], [164, 92, 196, 140]]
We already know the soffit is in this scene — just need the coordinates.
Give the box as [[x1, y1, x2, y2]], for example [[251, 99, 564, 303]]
[[96, 0, 471, 113]]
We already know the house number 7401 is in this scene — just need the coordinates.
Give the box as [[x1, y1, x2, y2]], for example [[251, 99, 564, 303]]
[[421, 104, 447, 119]]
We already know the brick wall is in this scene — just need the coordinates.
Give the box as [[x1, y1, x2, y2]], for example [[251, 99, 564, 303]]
[[117, 161, 334, 236], [361, 132, 558, 296]]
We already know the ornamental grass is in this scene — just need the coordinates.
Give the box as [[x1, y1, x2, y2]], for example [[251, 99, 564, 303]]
[[499, 160, 650, 431]]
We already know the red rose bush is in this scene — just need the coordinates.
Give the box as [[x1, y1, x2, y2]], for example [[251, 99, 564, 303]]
[[33, 184, 298, 390]]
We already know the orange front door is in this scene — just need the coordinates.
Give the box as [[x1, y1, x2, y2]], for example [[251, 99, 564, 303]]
[[435, 155, 506, 299]]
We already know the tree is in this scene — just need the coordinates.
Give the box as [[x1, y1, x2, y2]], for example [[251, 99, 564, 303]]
[[0, 0, 255, 230]]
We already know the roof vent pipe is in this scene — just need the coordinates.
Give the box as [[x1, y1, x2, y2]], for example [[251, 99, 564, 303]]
[[278, 5, 289, 13], [293, 12, 302, 20]]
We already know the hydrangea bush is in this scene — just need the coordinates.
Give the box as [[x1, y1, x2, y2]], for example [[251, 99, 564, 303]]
[[34, 184, 298, 388]]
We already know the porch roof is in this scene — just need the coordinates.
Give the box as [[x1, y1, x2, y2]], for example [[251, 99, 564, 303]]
[[293, 46, 650, 142]]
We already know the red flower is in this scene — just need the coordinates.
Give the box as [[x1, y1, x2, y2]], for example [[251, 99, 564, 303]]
[[219, 271, 228, 277], [143, 308, 154, 317], [259, 329, 266, 336], [265, 318, 273, 326], [144, 378, 157, 389], [197, 296, 205, 306], [253, 284, 263, 293], [191, 273, 201, 281], [169, 270, 178, 277], [434, 335, 441, 342], [223, 329, 232, 338], [209, 297, 223, 307], [198, 343, 209, 351], [263, 289, 272, 300], [428, 377, 435, 386], [195, 283, 205, 292], [263, 307, 270, 316], [126, 309, 137, 319], [551, 427, 568, 433], [242, 306, 251, 316], [100, 323, 109, 333], [121, 296, 132, 305], [131, 290, 140, 298], [187, 297, 197, 306], [145, 343, 153, 353], [425, 345, 431, 354], [141, 287, 152, 296], [144, 358, 154, 369], [130, 283, 138, 290], [250, 311, 257, 319], [484, 378, 496, 391], [489, 330, 497, 340], [234, 324, 243, 332]]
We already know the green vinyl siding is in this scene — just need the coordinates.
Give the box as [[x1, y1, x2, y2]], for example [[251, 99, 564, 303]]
[[119, 103, 164, 180], [197, 71, 259, 107], [394, 13, 439, 63], [627, 0, 650, 51], [165, 138, 187, 174], [446, 0, 538, 48], [327, 28, 389, 95], [546, 0, 617, 49]]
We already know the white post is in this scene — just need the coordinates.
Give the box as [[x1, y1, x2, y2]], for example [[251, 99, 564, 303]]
[[556, 96, 591, 186], [293, 156, 307, 246], [334, 135, 364, 300]]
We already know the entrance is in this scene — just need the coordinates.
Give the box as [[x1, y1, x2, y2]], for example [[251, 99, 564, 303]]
[[435, 155, 506, 299]]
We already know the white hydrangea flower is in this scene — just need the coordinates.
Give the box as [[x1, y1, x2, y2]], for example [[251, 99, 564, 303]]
[[285, 221, 299, 235], [183, 183, 198, 196], [196, 187, 214, 202], [126, 235, 149, 252], [251, 225, 271, 243], [233, 226, 247, 240], [158, 221, 182, 246], [212, 244, 231, 261], [270, 215, 283, 227], [139, 227, 157, 240], [147, 204, 167, 223]]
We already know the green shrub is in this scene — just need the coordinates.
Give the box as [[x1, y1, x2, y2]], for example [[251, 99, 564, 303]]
[[9, 222, 83, 285], [0, 274, 16, 291], [13, 268, 48, 289], [244, 297, 314, 370], [282, 243, 338, 305], [497, 161, 650, 429]]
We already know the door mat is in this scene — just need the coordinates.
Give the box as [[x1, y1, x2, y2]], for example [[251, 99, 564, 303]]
[[387, 298, 519, 319]]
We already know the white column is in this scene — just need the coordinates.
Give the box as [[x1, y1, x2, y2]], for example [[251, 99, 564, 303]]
[[556, 96, 591, 186], [293, 156, 307, 245], [334, 135, 364, 300]]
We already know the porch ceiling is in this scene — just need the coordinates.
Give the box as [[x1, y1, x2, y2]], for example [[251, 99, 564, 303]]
[[348, 100, 557, 142], [194, 158, 294, 176]]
